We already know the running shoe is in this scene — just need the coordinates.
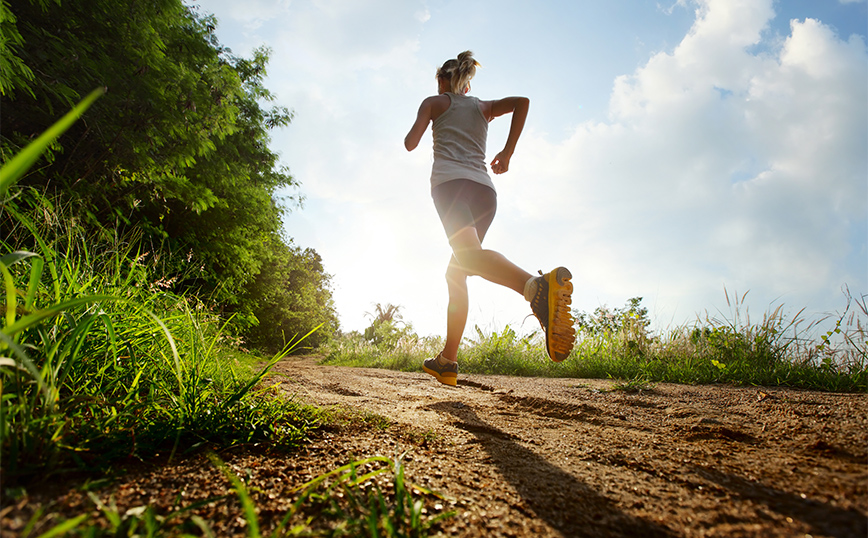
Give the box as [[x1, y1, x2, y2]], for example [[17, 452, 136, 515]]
[[423, 355, 458, 386], [529, 267, 576, 362]]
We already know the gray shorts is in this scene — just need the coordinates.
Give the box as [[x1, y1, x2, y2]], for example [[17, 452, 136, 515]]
[[432, 179, 497, 243]]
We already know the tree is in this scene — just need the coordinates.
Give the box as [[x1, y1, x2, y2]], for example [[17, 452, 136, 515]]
[[241, 238, 339, 353], [3, 0, 243, 213], [1, 0, 338, 346]]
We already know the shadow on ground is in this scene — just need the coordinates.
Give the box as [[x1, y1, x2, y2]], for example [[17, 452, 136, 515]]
[[694, 465, 867, 538], [428, 400, 676, 537]]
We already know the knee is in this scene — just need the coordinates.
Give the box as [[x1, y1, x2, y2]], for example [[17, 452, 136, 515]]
[[445, 262, 467, 286], [452, 248, 480, 270]]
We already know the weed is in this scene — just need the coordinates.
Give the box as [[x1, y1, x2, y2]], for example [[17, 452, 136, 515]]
[[608, 376, 657, 393]]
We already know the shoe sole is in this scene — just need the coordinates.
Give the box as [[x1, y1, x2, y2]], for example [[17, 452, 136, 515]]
[[423, 364, 458, 386], [545, 267, 576, 362]]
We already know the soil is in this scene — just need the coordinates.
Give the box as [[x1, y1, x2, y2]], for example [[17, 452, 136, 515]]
[[2, 356, 866, 537]]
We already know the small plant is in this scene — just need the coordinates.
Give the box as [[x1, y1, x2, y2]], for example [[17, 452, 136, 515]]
[[278, 454, 456, 537], [608, 376, 657, 393]]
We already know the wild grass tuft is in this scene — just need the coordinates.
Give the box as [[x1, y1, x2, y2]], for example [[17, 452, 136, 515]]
[[0, 95, 325, 483]]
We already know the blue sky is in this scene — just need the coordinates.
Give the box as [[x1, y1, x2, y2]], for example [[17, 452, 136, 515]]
[[192, 0, 867, 339]]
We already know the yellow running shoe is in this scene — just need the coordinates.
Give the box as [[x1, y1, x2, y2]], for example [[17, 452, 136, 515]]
[[529, 267, 576, 362], [423, 355, 458, 386]]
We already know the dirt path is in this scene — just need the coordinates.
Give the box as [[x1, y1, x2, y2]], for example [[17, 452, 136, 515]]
[[272, 357, 867, 537], [3, 356, 866, 537]]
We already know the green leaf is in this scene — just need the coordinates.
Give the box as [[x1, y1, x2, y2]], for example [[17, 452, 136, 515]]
[[0, 88, 104, 197], [1, 295, 118, 337], [35, 514, 88, 538]]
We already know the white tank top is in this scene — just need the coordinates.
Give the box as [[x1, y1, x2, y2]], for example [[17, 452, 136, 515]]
[[430, 93, 495, 192]]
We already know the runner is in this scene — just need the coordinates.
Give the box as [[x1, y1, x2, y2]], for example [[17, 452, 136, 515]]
[[404, 51, 576, 386]]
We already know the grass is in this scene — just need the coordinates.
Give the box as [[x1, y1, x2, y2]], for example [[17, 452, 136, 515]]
[[325, 292, 867, 393], [1, 94, 456, 536], [13, 453, 454, 537], [0, 190, 327, 481]]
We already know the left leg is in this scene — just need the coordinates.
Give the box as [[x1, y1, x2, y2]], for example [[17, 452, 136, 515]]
[[441, 255, 468, 362]]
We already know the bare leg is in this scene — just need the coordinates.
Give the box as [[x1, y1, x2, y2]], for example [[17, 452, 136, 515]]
[[450, 227, 532, 294], [439, 227, 533, 362], [440, 256, 468, 362]]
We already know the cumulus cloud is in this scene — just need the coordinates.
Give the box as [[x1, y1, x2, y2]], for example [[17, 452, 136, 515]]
[[502, 0, 866, 325]]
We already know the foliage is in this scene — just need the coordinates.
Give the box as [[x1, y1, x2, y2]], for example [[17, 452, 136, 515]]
[[0, 0, 36, 98], [327, 295, 867, 392], [0, 0, 336, 350], [362, 303, 414, 349], [0, 96, 325, 483], [366, 303, 404, 326], [242, 237, 339, 354], [575, 297, 650, 336]]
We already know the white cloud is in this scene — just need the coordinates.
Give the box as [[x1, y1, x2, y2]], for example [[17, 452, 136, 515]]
[[196, 0, 292, 31], [499, 0, 867, 328]]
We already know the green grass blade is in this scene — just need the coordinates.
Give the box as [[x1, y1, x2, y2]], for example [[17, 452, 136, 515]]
[[0, 88, 104, 196], [0, 260, 17, 327], [0, 250, 39, 266], [25, 257, 44, 312], [208, 453, 261, 538], [35, 514, 88, 538], [1, 295, 118, 337], [221, 324, 323, 411]]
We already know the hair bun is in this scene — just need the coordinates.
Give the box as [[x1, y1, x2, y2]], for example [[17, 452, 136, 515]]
[[457, 50, 480, 71], [437, 51, 481, 94]]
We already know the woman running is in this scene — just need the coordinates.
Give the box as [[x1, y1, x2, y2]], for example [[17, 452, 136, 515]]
[[404, 51, 575, 386]]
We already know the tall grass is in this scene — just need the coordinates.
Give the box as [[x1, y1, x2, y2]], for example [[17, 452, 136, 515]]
[[0, 189, 327, 481], [327, 293, 867, 392], [0, 93, 325, 483], [322, 325, 443, 373]]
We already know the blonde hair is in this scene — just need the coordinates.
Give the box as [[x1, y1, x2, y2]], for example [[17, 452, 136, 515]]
[[436, 51, 480, 94]]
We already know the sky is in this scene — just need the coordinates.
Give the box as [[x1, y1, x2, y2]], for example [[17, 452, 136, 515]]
[[190, 0, 868, 339]]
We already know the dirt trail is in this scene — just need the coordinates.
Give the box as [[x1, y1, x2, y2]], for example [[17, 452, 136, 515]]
[[273, 357, 867, 537], [3, 356, 866, 537]]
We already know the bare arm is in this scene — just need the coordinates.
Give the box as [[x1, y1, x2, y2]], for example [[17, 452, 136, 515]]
[[485, 96, 530, 174], [405, 97, 434, 151]]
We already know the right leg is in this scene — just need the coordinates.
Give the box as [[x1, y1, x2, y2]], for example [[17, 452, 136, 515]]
[[449, 226, 531, 294], [445, 226, 576, 362], [428, 179, 576, 372], [439, 227, 532, 362]]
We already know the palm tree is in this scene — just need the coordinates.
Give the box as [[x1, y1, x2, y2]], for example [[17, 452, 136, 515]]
[[365, 303, 403, 326]]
